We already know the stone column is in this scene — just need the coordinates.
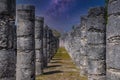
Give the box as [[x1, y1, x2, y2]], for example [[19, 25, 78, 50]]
[[51, 36, 55, 58], [71, 26, 81, 68], [87, 7, 106, 80], [35, 17, 44, 75], [53, 37, 56, 55], [49, 29, 53, 61], [80, 16, 88, 76], [47, 28, 51, 62], [106, 0, 120, 80], [43, 25, 48, 67], [16, 5, 35, 80], [0, 0, 16, 80]]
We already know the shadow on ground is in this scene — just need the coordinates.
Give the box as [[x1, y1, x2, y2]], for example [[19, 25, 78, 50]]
[[43, 70, 63, 75], [52, 58, 61, 60], [47, 65, 61, 68], [50, 61, 61, 63], [36, 47, 88, 80]]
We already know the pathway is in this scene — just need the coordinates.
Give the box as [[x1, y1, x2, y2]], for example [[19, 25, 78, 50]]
[[36, 47, 87, 80]]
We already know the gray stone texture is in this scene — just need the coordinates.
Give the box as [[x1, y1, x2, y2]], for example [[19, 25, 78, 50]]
[[80, 16, 88, 76], [35, 17, 44, 75], [47, 28, 50, 63], [107, 69, 120, 80], [16, 5, 35, 80], [0, 0, 16, 80], [43, 25, 48, 67], [108, 0, 120, 15], [49, 29, 53, 61], [87, 7, 106, 80], [88, 75, 106, 80], [106, 0, 120, 80]]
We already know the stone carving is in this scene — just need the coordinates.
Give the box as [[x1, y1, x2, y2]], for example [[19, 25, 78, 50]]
[[0, 0, 16, 80]]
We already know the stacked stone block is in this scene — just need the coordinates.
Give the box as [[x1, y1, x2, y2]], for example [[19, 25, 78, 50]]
[[47, 28, 50, 63], [16, 5, 35, 80], [63, 26, 81, 68], [35, 16, 44, 75], [106, 0, 120, 80], [0, 0, 16, 80], [72, 26, 81, 68], [43, 25, 48, 67], [87, 7, 106, 80], [51, 36, 57, 57], [49, 29, 53, 60], [80, 16, 88, 76]]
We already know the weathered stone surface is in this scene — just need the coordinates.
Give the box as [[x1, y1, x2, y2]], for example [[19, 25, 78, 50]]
[[0, 50, 16, 80], [17, 50, 35, 68], [108, 0, 120, 15], [88, 75, 106, 80], [35, 16, 44, 75], [16, 4, 35, 80], [87, 32, 105, 44], [61, 6, 110, 80], [17, 5, 35, 37], [106, 0, 120, 79], [87, 45, 105, 60], [48, 29, 53, 62], [35, 39, 42, 49], [43, 25, 48, 67], [0, 22, 8, 49], [79, 16, 88, 76], [17, 37, 34, 50], [88, 60, 106, 75], [16, 68, 35, 80], [0, 0, 16, 16], [107, 69, 120, 80], [0, 0, 16, 80], [17, 21, 34, 36], [106, 15, 120, 38], [79, 55, 88, 75], [87, 7, 106, 80], [106, 43, 120, 69], [79, 56, 87, 67], [35, 17, 44, 39], [47, 28, 50, 62]]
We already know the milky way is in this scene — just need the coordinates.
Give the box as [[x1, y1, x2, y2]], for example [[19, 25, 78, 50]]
[[46, 0, 75, 17], [17, 0, 105, 32]]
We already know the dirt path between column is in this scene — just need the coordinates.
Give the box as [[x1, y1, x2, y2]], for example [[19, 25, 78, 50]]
[[36, 47, 87, 80]]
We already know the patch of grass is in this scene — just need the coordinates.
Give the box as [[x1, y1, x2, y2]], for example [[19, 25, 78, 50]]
[[54, 47, 71, 60], [36, 47, 88, 80]]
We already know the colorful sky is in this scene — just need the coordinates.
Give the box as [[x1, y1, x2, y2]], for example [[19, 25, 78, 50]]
[[17, 0, 105, 33]]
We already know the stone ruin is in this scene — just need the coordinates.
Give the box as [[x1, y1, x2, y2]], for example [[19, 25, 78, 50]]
[[0, 0, 120, 80], [0, 0, 16, 80], [0, 1, 59, 80], [60, 0, 120, 80], [106, 0, 120, 80]]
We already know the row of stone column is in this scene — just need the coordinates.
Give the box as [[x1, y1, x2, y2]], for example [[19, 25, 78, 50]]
[[61, 0, 120, 79], [62, 7, 106, 80], [0, 1, 59, 80]]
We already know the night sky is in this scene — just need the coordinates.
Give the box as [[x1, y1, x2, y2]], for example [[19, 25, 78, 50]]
[[17, 0, 105, 33]]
